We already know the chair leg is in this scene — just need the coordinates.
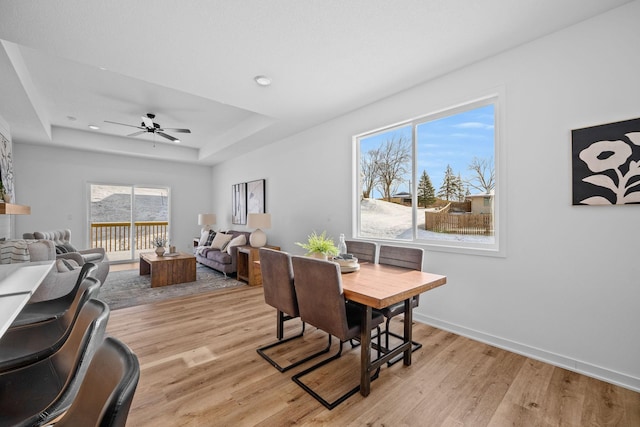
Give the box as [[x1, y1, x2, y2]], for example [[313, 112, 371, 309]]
[[292, 335, 380, 410], [257, 312, 331, 372]]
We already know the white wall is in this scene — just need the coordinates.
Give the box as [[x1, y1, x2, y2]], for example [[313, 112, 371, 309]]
[[211, 2, 640, 390], [14, 143, 213, 254]]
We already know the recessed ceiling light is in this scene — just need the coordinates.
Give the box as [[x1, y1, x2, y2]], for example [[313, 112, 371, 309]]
[[88, 125, 100, 130], [254, 75, 272, 87]]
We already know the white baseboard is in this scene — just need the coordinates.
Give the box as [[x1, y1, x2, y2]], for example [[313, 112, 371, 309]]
[[415, 313, 640, 393]]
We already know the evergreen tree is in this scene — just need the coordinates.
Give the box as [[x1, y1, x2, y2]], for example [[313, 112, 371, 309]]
[[437, 164, 461, 201], [417, 170, 436, 207]]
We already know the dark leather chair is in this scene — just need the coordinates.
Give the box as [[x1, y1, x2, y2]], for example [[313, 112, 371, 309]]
[[0, 299, 110, 426], [256, 248, 330, 372], [290, 255, 384, 410], [378, 245, 424, 365], [53, 336, 140, 427], [0, 276, 101, 373], [345, 240, 377, 263], [10, 262, 97, 327]]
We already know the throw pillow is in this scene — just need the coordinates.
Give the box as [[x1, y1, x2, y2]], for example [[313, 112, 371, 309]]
[[55, 245, 68, 254], [226, 234, 247, 254], [205, 230, 217, 246], [210, 233, 233, 250], [56, 258, 80, 272], [62, 242, 78, 253], [198, 230, 210, 246]]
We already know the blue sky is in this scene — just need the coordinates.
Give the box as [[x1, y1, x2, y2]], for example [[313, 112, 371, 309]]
[[360, 104, 495, 198]]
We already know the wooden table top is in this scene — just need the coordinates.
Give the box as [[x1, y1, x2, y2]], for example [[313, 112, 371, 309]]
[[140, 252, 196, 263], [341, 262, 446, 309]]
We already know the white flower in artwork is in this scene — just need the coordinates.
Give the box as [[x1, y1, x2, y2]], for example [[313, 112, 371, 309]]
[[578, 134, 640, 204]]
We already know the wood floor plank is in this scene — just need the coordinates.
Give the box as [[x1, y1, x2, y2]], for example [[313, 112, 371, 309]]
[[105, 285, 640, 426]]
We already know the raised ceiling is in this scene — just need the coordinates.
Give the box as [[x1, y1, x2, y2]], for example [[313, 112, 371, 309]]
[[0, 0, 632, 164]]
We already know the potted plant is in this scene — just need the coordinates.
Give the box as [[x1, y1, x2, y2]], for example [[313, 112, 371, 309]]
[[295, 230, 339, 260], [153, 236, 166, 256]]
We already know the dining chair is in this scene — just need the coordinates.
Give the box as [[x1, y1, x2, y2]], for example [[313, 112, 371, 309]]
[[0, 276, 101, 373], [10, 262, 97, 328], [378, 245, 424, 365], [290, 255, 384, 410], [0, 299, 110, 426], [345, 240, 377, 263], [256, 248, 330, 372], [52, 336, 140, 427]]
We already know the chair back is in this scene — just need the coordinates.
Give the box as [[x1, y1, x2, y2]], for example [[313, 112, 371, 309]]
[[345, 240, 377, 263], [59, 276, 102, 332], [6, 299, 110, 426], [259, 248, 298, 318], [291, 256, 351, 341], [54, 337, 140, 427], [45, 298, 111, 420], [378, 245, 424, 271]]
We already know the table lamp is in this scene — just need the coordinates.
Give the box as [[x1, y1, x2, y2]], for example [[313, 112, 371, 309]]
[[198, 213, 216, 235], [247, 213, 271, 247]]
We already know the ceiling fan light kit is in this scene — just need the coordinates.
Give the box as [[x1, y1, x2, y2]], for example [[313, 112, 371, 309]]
[[105, 113, 191, 143]]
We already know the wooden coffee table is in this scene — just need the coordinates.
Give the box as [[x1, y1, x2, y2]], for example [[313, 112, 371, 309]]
[[139, 252, 196, 288]]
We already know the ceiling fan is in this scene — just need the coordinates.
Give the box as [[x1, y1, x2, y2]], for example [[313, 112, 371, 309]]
[[105, 113, 191, 143]]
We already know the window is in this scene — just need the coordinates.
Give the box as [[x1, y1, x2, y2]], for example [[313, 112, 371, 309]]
[[355, 95, 503, 255], [88, 184, 170, 262]]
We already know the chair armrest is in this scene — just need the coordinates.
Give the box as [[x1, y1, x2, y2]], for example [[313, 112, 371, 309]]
[[78, 247, 106, 256]]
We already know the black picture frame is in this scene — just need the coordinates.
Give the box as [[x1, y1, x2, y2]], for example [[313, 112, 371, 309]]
[[572, 117, 640, 205], [247, 179, 265, 214], [232, 182, 247, 224]]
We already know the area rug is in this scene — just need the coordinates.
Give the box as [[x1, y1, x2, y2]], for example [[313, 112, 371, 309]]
[[97, 264, 246, 310]]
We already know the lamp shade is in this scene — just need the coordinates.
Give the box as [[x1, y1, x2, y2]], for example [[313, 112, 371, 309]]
[[247, 213, 271, 229], [198, 213, 216, 226]]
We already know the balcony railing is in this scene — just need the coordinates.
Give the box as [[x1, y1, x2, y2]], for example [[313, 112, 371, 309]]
[[90, 221, 168, 252]]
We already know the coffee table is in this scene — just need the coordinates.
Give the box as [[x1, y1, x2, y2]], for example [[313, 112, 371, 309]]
[[139, 252, 196, 288]]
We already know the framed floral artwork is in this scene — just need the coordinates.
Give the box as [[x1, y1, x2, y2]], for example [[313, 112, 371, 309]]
[[572, 117, 640, 205], [232, 182, 246, 224]]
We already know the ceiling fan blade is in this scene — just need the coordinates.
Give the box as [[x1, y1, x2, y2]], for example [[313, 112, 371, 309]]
[[104, 120, 144, 130], [127, 131, 147, 137], [162, 128, 191, 134], [157, 131, 180, 142]]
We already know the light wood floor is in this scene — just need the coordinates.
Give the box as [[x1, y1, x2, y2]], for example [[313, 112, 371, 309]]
[[106, 284, 640, 426]]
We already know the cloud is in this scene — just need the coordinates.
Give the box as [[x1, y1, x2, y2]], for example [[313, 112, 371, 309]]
[[454, 121, 494, 130]]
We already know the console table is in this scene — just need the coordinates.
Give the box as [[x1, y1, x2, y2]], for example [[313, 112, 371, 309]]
[[236, 245, 280, 286]]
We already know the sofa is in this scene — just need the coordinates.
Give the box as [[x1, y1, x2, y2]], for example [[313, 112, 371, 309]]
[[0, 239, 109, 302], [23, 229, 107, 263], [194, 230, 251, 277]]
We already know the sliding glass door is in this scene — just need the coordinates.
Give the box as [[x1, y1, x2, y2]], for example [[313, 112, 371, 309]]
[[89, 184, 170, 262]]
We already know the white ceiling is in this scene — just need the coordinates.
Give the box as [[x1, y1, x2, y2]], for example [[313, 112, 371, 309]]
[[0, 0, 632, 165]]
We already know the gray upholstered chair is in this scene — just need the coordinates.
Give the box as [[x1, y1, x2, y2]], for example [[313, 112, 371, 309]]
[[25, 237, 109, 303], [9, 262, 97, 327], [53, 336, 140, 427], [290, 255, 384, 410], [345, 240, 377, 263], [25, 229, 107, 263], [0, 276, 101, 372], [377, 245, 424, 365], [0, 299, 110, 426], [256, 248, 330, 372]]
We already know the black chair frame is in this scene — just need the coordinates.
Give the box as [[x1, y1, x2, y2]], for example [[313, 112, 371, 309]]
[[256, 311, 331, 372], [291, 332, 382, 410]]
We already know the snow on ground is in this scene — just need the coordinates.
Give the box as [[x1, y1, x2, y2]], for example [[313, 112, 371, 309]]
[[360, 198, 494, 243]]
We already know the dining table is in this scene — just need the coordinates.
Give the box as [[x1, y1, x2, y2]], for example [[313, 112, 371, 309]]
[[0, 260, 54, 338], [341, 262, 446, 397]]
